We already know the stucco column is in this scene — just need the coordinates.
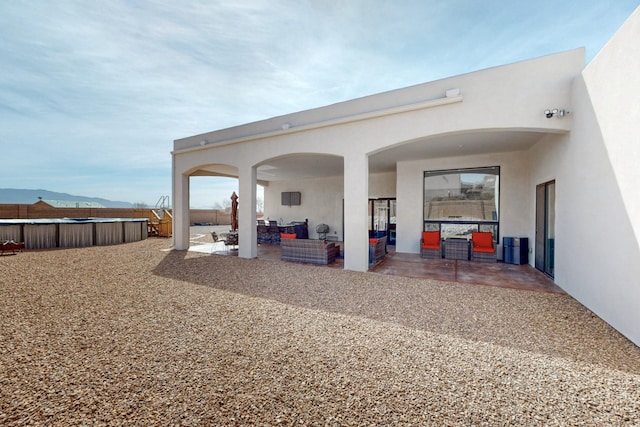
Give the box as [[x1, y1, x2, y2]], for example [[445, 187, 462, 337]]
[[343, 153, 369, 271], [172, 169, 190, 250], [238, 164, 257, 258]]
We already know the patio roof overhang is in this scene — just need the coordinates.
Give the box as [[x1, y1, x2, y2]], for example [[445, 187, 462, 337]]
[[184, 128, 560, 182]]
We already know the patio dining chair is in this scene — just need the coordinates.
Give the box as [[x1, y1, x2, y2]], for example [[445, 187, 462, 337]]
[[267, 220, 280, 244], [224, 232, 239, 251], [257, 220, 269, 244]]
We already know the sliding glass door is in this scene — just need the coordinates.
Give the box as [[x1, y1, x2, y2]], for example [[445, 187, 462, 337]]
[[535, 181, 555, 277]]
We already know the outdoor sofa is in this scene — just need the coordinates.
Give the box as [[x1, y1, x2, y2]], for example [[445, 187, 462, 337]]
[[280, 237, 339, 265]]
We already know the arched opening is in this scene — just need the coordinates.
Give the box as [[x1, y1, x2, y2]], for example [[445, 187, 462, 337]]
[[256, 153, 344, 240]]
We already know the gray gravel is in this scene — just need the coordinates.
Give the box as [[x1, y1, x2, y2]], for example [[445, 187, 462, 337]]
[[1, 238, 639, 426]]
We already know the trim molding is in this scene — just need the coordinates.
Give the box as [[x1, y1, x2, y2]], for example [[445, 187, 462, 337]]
[[173, 94, 463, 155]]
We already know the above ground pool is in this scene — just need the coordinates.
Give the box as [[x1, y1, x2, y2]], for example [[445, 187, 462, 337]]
[[0, 218, 149, 249]]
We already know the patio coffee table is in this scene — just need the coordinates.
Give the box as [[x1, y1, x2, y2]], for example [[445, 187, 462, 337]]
[[444, 238, 470, 260]]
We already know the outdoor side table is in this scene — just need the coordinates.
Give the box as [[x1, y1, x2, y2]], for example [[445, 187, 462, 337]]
[[444, 238, 470, 260]]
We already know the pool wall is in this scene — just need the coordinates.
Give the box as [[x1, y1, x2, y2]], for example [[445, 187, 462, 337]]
[[0, 218, 148, 249]]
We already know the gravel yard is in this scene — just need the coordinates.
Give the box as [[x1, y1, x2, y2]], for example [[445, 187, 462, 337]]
[[1, 238, 639, 425]]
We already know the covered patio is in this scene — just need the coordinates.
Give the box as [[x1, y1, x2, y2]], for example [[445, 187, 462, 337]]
[[189, 227, 562, 294]]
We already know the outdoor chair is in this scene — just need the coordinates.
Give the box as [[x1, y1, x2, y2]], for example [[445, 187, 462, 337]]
[[210, 231, 226, 253], [267, 220, 280, 244], [420, 231, 442, 259], [470, 231, 496, 263], [224, 232, 239, 251], [1, 240, 24, 255], [257, 220, 269, 244]]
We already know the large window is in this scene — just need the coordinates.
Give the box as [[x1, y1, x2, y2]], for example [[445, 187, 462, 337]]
[[423, 166, 500, 240]]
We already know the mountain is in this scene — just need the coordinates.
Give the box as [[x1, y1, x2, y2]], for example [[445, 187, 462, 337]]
[[0, 188, 134, 208]]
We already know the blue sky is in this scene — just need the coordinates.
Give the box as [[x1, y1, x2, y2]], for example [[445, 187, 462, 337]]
[[1, 1, 638, 208]]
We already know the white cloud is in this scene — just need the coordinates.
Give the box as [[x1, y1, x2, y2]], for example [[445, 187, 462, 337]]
[[1, 0, 637, 207]]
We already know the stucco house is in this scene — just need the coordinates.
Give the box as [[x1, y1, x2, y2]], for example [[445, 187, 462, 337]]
[[172, 8, 639, 346]]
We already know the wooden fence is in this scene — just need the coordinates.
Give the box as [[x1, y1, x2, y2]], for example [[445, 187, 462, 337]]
[[0, 204, 230, 226]]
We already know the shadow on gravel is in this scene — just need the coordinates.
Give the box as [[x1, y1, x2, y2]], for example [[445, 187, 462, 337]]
[[152, 249, 640, 375]]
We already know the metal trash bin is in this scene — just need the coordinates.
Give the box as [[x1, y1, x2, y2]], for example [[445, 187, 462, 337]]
[[503, 237, 528, 265]]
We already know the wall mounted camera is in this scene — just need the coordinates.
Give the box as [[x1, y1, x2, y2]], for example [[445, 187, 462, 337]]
[[544, 108, 568, 118]]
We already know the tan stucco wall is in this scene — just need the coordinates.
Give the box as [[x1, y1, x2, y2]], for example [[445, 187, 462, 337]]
[[396, 150, 531, 256], [532, 7, 640, 346], [264, 176, 343, 240], [263, 171, 397, 240]]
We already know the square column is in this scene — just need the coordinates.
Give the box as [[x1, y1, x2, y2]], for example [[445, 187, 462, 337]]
[[343, 153, 369, 271], [172, 170, 190, 250], [238, 165, 257, 258]]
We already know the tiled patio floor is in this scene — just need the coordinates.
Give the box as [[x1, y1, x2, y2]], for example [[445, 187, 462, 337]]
[[370, 251, 563, 293], [192, 240, 563, 294]]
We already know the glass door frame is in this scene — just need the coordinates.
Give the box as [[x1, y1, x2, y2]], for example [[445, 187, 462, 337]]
[[369, 198, 396, 245]]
